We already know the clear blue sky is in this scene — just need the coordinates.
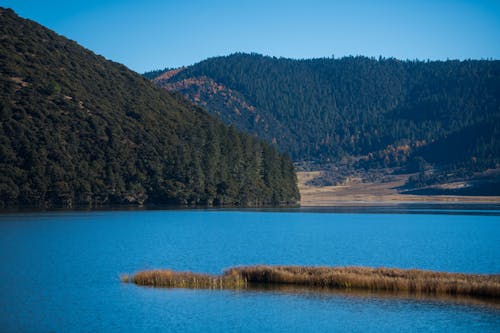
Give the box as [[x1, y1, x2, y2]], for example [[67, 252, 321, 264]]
[[2, 0, 500, 72]]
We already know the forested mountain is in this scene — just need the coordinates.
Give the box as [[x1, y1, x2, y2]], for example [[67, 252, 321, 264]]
[[0, 9, 299, 208], [150, 53, 500, 177]]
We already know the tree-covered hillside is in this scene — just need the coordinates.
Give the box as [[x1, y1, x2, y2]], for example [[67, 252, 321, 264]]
[[151, 53, 500, 175], [0, 9, 299, 208]]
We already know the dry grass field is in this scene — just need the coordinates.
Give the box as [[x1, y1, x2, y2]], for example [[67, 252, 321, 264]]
[[297, 171, 500, 206]]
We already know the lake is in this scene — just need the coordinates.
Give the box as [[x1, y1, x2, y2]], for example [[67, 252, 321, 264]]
[[0, 207, 499, 332]]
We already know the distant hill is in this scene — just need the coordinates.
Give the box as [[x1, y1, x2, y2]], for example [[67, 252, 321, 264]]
[[149, 53, 500, 179], [0, 9, 299, 208]]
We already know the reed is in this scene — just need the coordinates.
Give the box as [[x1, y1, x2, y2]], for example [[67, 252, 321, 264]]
[[130, 269, 247, 289], [124, 265, 500, 299]]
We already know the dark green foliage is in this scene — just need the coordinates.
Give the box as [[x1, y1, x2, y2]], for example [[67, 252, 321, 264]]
[[153, 53, 500, 176], [0, 9, 299, 208]]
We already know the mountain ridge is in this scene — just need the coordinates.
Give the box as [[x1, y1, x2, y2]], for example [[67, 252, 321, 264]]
[[149, 52, 500, 189], [0, 9, 299, 208]]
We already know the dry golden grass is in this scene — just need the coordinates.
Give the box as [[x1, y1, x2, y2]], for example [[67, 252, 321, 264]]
[[124, 265, 500, 299], [297, 171, 500, 205], [128, 269, 247, 289], [228, 266, 500, 298]]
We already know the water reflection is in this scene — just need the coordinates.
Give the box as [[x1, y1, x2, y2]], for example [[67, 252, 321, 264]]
[[243, 284, 500, 310], [1, 202, 500, 216]]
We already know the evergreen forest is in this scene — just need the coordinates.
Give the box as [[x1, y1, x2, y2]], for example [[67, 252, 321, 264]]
[[0, 9, 299, 208], [150, 53, 500, 185]]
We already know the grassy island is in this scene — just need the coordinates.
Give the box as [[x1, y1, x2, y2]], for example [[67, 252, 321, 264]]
[[122, 265, 500, 299]]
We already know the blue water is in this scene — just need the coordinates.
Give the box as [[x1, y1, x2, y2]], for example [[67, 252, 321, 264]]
[[0, 209, 499, 332]]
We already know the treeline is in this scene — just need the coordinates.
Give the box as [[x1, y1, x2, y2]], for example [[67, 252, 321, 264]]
[[0, 9, 299, 208], [143, 68, 171, 80], [152, 53, 500, 175]]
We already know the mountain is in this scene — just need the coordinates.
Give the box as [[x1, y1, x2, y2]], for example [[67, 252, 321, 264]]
[[150, 53, 500, 185], [0, 9, 299, 208]]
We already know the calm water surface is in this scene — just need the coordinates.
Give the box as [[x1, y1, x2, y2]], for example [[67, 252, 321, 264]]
[[0, 208, 499, 332]]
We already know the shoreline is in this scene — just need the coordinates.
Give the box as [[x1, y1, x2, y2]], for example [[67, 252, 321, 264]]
[[1, 201, 499, 214]]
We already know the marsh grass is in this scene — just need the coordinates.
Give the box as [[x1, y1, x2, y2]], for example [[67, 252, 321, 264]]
[[129, 269, 247, 289], [124, 265, 500, 298]]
